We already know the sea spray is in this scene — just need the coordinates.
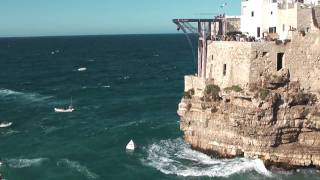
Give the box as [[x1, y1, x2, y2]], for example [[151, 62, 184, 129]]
[[0, 88, 52, 103], [6, 158, 48, 168], [57, 159, 99, 179], [142, 138, 272, 177]]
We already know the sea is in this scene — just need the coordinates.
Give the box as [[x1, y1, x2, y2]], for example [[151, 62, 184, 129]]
[[0, 34, 319, 180]]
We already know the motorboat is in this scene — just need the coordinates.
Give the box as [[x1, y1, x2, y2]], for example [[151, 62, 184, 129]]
[[54, 97, 75, 113], [54, 107, 74, 113]]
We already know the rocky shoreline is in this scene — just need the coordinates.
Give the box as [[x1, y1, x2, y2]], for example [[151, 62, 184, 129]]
[[178, 69, 320, 169]]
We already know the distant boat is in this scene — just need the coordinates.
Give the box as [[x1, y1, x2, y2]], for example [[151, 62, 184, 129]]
[[126, 140, 135, 150], [77, 67, 87, 72], [54, 97, 75, 113], [0, 122, 12, 128], [54, 107, 74, 113]]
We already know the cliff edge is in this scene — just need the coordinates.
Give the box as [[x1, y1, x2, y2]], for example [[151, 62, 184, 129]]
[[178, 69, 320, 169]]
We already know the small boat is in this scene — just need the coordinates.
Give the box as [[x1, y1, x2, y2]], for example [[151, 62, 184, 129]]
[[54, 97, 75, 113], [77, 67, 87, 72], [54, 107, 74, 113], [126, 140, 135, 150], [0, 122, 12, 128]]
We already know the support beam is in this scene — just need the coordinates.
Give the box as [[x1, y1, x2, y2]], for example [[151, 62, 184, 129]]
[[173, 16, 226, 78]]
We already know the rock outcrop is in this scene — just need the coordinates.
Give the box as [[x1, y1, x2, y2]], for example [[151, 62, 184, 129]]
[[178, 69, 320, 169]]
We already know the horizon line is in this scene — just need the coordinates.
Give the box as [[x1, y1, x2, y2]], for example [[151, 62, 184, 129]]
[[0, 32, 187, 39]]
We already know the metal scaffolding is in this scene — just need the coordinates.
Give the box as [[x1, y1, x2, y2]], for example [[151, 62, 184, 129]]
[[173, 16, 226, 78]]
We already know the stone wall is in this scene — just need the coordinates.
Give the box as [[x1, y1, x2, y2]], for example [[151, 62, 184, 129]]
[[205, 30, 320, 92], [297, 6, 314, 32], [284, 31, 320, 92], [205, 41, 252, 88], [206, 41, 288, 89], [249, 42, 287, 82], [184, 75, 206, 97]]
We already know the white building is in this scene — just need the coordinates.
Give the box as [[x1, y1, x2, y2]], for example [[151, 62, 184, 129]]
[[241, 0, 320, 39], [241, 0, 278, 38]]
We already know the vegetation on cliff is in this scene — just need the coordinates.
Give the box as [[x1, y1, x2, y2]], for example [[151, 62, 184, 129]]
[[178, 69, 320, 169], [224, 85, 243, 93], [204, 84, 221, 101]]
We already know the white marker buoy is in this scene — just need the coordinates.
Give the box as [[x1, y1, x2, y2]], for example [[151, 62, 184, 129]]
[[126, 140, 135, 150]]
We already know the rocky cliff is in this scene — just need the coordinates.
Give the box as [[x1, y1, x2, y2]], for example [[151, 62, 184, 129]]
[[178, 69, 320, 169]]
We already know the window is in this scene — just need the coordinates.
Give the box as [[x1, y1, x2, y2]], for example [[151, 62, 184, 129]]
[[277, 53, 284, 71], [282, 24, 285, 32], [257, 27, 261, 38], [271, 11, 273, 15], [269, 27, 276, 33], [223, 64, 227, 76], [251, 11, 254, 17]]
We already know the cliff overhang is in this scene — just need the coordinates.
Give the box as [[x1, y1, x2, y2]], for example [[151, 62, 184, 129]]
[[178, 69, 320, 169]]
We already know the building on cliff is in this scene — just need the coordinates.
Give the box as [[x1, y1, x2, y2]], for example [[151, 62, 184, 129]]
[[241, 0, 320, 39], [174, 0, 320, 169], [174, 0, 320, 98]]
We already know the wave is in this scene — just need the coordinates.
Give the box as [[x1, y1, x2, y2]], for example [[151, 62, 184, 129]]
[[142, 138, 271, 178], [0, 129, 20, 137], [57, 159, 99, 179], [0, 88, 52, 103], [6, 158, 48, 168]]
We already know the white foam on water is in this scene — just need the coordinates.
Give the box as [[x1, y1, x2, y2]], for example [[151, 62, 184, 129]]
[[142, 138, 272, 178], [0, 88, 52, 103], [6, 158, 48, 168], [0, 89, 22, 96], [102, 85, 111, 88], [0, 129, 20, 137], [57, 159, 99, 179]]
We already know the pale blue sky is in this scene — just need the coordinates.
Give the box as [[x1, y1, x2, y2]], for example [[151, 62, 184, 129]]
[[0, 0, 240, 37]]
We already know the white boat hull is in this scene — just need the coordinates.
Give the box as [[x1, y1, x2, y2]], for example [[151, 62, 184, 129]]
[[0, 122, 12, 128], [54, 108, 74, 113]]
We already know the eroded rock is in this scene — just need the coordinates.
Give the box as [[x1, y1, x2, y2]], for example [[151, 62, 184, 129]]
[[178, 71, 320, 169]]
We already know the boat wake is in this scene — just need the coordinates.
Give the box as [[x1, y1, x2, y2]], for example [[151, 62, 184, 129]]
[[0, 129, 20, 137], [6, 158, 48, 168], [57, 159, 99, 179], [142, 138, 271, 178], [0, 88, 52, 103]]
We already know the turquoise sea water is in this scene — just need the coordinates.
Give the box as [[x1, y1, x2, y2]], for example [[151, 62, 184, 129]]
[[0, 34, 319, 180]]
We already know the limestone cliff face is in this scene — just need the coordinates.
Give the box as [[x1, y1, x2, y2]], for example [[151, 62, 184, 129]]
[[178, 69, 320, 169]]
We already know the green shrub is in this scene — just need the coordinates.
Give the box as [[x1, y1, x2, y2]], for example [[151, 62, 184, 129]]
[[204, 84, 221, 101], [224, 85, 243, 93], [259, 88, 270, 100]]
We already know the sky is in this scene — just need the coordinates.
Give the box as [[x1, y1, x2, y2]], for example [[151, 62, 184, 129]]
[[0, 0, 241, 37]]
